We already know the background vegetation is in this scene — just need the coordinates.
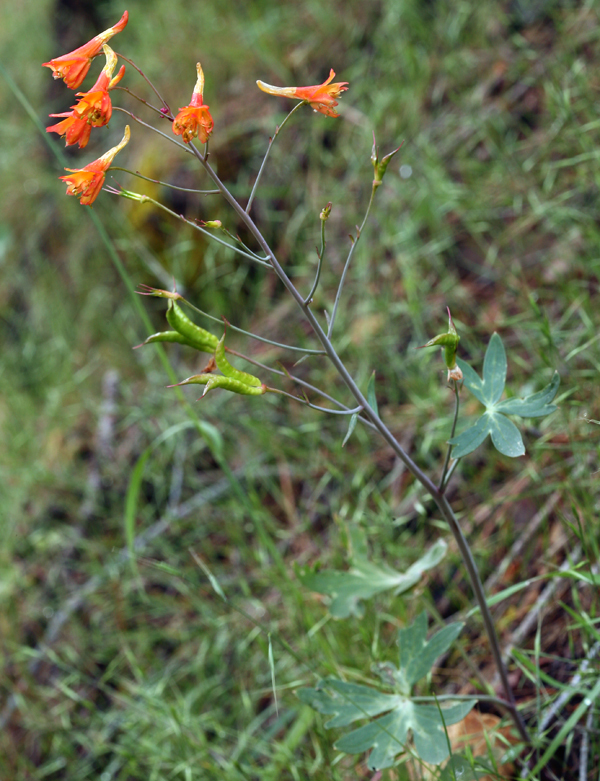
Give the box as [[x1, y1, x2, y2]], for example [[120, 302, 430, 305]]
[[1, 0, 599, 777]]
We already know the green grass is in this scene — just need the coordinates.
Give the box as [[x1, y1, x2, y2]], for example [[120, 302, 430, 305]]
[[1, 0, 600, 778]]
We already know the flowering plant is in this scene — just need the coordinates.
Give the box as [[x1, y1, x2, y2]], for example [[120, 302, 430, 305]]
[[42, 11, 562, 770]]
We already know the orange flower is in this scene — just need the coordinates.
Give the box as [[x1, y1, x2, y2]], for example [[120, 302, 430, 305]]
[[47, 46, 125, 149], [42, 10, 128, 89], [172, 63, 214, 144], [59, 125, 130, 205], [46, 113, 93, 149], [256, 69, 348, 118]]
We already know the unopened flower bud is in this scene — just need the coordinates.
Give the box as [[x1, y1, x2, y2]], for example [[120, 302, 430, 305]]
[[371, 135, 402, 188], [419, 307, 461, 373], [320, 202, 332, 221]]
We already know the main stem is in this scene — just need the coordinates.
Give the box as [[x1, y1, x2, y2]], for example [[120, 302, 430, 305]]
[[193, 147, 530, 744]]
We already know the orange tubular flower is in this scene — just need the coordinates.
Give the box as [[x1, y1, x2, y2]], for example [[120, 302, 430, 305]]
[[256, 69, 348, 118], [42, 10, 128, 89], [59, 125, 130, 205], [172, 63, 214, 144], [47, 45, 125, 149]]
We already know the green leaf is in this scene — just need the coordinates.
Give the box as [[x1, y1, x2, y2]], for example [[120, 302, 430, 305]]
[[450, 334, 559, 458], [367, 371, 379, 417], [439, 754, 492, 781], [298, 529, 447, 618], [481, 332, 507, 405], [397, 612, 464, 691], [495, 372, 560, 417], [297, 616, 474, 769], [342, 412, 358, 447]]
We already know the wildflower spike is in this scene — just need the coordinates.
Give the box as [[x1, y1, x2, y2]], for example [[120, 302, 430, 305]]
[[257, 69, 348, 117], [42, 10, 128, 89]]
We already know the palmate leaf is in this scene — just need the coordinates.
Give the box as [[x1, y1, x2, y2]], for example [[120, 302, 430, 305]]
[[297, 526, 447, 618], [297, 614, 475, 769], [449, 333, 559, 459]]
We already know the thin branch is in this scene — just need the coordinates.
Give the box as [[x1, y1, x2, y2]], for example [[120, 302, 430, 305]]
[[113, 85, 170, 119], [114, 106, 194, 155], [114, 51, 171, 113], [268, 386, 363, 415], [110, 167, 219, 194], [327, 184, 377, 338], [183, 301, 326, 356], [304, 209, 328, 305], [106, 185, 271, 266], [246, 102, 306, 214]]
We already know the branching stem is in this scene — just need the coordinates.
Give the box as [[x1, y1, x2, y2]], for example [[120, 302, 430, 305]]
[[187, 142, 531, 745]]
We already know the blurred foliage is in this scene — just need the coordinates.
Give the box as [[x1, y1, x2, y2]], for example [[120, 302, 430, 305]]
[[1, 0, 600, 778]]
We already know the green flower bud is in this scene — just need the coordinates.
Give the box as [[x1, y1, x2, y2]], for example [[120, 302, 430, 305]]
[[371, 135, 402, 188], [320, 202, 332, 221], [419, 307, 460, 372]]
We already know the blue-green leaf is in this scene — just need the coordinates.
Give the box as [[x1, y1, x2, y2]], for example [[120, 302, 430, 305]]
[[298, 529, 447, 619], [342, 412, 358, 447], [367, 371, 379, 417], [451, 334, 558, 459], [398, 612, 463, 691], [495, 372, 559, 417], [481, 333, 507, 405], [297, 616, 474, 769]]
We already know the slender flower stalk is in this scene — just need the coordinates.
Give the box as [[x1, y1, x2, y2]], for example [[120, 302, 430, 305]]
[[42, 10, 128, 89]]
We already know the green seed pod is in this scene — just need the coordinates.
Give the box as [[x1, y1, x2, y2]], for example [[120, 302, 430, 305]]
[[165, 301, 219, 353], [214, 334, 262, 387], [175, 373, 266, 397], [134, 330, 202, 349]]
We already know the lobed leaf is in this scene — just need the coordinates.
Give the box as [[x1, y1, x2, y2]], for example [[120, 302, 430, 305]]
[[297, 616, 474, 769], [451, 335, 559, 458], [298, 530, 447, 618]]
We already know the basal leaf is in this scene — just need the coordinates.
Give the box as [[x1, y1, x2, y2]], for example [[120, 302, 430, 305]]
[[300, 681, 474, 769], [297, 678, 402, 727], [297, 616, 473, 770], [481, 333, 507, 405], [412, 701, 475, 764], [298, 532, 447, 618], [398, 613, 464, 690], [335, 705, 413, 768]]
